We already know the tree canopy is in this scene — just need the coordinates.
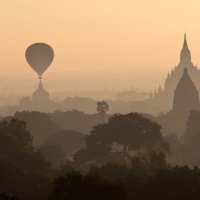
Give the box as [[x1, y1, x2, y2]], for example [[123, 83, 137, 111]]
[[96, 101, 109, 122], [74, 113, 169, 167], [50, 171, 128, 200], [0, 118, 52, 200]]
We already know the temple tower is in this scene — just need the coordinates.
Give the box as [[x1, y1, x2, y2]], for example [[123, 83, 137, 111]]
[[32, 80, 50, 102], [172, 68, 200, 112], [179, 34, 192, 67]]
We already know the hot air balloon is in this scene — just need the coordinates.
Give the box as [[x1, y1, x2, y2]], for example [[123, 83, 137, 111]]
[[25, 43, 54, 79]]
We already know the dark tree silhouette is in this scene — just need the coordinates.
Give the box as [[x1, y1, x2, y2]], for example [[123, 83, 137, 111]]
[[74, 113, 169, 167], [183, 110, 200, 166], [141, 166, 200, 200], [89, 150, 169, 182], [96, 101, 109, 123], [51, 110, 102, 134], [0, 193, 18, 200], [40, 145, 66, 168], [14, 111, 61, 146], [130, 150, 169, 176], [50, 171, 129, 200], [0, 119, 33, 152], [41, 130, 85, 158], [89, 163, 130, 182], [0, 118, 52, 200]]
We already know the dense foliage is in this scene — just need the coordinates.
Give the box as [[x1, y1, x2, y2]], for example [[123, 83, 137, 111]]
[[2, 112, 200, 200], [0, 119, 52, 200], [50, 171, 128, 200], [74, 113, 169, 167]]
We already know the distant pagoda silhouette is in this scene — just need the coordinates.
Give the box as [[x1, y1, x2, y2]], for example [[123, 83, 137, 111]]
[[161, 67, 200, 137], [172, 68, 200, 112], [146, 34, 200, 112], [18, 80, 56, 113], [32, 80, 50, 103], [164, 34, 199, 96]]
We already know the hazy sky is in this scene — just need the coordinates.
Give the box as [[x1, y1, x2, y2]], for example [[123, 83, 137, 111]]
[[0, 0, 200, 96]]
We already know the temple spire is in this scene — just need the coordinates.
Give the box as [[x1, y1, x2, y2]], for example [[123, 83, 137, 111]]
[[172, 68, 200, 111], [38, 79, 43, 90], [183, 33, 188, 49], [180, 34, 192, 66], [32, 79, 50, 102]]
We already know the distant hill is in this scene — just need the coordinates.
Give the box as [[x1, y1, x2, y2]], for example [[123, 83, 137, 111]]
[[11, 110, 104, 147], [50, 110, 103, 134], [41, 130, 86, 157], [0, 95, 163, 117], [14, 111, 62, 146]]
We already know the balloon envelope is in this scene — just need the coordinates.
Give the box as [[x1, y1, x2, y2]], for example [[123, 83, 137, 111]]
[[25, 43, 54, 77]]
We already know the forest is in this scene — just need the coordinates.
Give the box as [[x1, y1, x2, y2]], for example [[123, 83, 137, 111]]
[[1, 1, 200, 199], [1, 108, 200, 200]]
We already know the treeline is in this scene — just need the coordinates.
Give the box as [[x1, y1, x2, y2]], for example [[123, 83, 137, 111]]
[[52, 164, 200, 200], [1, 112, 200, 199]]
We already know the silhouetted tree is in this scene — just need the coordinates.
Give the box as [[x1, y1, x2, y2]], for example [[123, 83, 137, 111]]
[[73, 113, 169, 167], [40, 145, 66, 168], [183, 110, 200, 166], [0, 118, 51, 173], [0, 119, 33, 152], [89, 150, 169, 182], [141, 166, 200, 200], [89, 164, 200, 200], [0, 118, 52, 200], [50, 110, 102, 134], [14, 111, 61, 146], [50, 171, 129, 200], [0, 194, 18, 200], [89, 163, 130, 182], [96, 101, 109, 123], [41, 130, 85, 158], [130, 150, 169, 177]]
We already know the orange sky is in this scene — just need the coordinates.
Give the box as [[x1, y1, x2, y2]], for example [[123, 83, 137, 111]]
[[0, 0, 200, 95]]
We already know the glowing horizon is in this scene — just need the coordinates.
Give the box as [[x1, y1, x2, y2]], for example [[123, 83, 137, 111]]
[[0, 0, 200, 95]]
